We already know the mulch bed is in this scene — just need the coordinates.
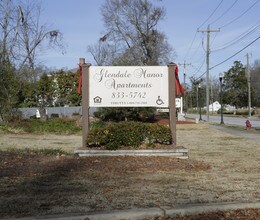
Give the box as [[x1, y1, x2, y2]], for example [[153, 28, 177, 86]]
[[1, 151, 259, 219], [0, 151, 210, 178]]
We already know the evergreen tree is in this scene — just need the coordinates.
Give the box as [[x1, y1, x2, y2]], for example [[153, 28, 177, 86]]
[[0, 61, 20, 121], [53, 70, 81, 107], [37, 74, 55, 107], [222, 61, 255, 108]]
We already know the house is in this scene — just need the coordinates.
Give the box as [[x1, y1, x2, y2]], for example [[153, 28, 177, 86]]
[[209, 101, 221, 112]]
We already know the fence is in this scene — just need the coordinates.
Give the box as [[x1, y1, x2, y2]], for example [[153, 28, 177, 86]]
[[18, 107, 97, 119]]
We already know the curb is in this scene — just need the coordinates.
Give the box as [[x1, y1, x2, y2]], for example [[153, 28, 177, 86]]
[[3, 201, 260, 220], [84, 202, 260, 220], [74, 148, 188, 159], [85, 207, 163, 220], [163, 201, 260, 217]]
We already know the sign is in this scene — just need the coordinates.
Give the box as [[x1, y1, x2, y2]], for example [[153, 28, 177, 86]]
[[175, 98, 181, 108], [157, 108, 169, 113], [89, 66, 168, 107]]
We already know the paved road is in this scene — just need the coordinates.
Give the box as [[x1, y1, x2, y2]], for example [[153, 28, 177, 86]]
[[186, 113, 260, 128]]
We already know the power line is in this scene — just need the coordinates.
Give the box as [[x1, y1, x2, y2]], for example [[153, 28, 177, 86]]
[[190, 58, 205, 77], [183, 32, 198, 61], [210, 0, 239, 25], [210, 32, 219, 47], [183, 30, 206, 66], [220, 0, 260, 28], [194, 70, 207, 81], [189, 41, 203, 61], [184, 0, 223, 61], [195, 35, 260, 81], [213, 21, 260, 52], [198, 0, 224, 29], [191, 32, 218, 78], [183, 0, 259, 86], [210, 36, 260, 70]]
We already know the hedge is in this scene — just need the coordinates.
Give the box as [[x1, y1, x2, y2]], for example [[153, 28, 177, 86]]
[[86, 121, 172, 150]]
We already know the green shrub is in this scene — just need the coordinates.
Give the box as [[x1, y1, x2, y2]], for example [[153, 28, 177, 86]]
[[235, 110, 253, 115], [217, 108, 225, 114], [50, 113, 60, 118], [86, 121, 172, 150], [0, 124, 9, 133], [145, 123, 172, 145], [94, 107, 156, 122], [106, 122, 145, 150], [11, 118, 81, 134], [93, 111, 101, 118], [90, 120, 106, 129]]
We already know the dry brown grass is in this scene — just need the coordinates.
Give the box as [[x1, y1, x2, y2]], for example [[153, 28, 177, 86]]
[[0, 123, 259, 218]]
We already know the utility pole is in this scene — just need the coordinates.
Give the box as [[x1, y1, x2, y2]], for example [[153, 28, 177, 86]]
[[210, 76, 214, 115], [178, 61, 191, 112], [246, 53, 251, 117], [197, 25, 220, 121]]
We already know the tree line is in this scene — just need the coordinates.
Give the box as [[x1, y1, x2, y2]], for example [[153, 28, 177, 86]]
[[1, 0, 175, 122], [1, 0, 260, 122], [185, 60, 260, 111]]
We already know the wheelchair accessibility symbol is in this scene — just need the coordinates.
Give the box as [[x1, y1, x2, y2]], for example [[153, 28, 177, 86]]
[[156, 96, 164, 105]]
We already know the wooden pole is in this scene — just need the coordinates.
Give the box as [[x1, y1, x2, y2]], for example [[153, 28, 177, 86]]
[[168, 63, 177, 146], [80, 58, 91, 148]]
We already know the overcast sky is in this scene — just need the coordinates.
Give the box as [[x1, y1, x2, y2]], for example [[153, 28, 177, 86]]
[[38, 0, 260, 85]]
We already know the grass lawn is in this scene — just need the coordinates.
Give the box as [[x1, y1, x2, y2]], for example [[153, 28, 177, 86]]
[[0, 123, 259, 218]]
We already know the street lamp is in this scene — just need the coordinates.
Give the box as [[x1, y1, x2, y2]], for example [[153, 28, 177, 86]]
[[198, 83, 202, 121], [219, 73, 224, 124]]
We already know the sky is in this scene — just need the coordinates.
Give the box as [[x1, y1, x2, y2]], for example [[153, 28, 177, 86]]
[[37, 0, 260, 86]]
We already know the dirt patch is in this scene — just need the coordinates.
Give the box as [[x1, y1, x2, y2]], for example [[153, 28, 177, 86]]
[[0, 152, 209, 218], [0, 152, 210, 178], [0, 123, 259, 218]]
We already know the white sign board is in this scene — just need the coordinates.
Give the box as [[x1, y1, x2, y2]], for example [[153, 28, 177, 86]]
[[89, 66, 168, 107], [175, 98, 181, 108], [157, 108, 169, 113]]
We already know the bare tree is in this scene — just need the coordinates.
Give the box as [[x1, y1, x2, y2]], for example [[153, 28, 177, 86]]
[[0, 0, 65, 121], [0, 0, 18, 63], [87, 41, 116, 66], [91, 0, 174, 66], [16, 1, 64, 81]]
